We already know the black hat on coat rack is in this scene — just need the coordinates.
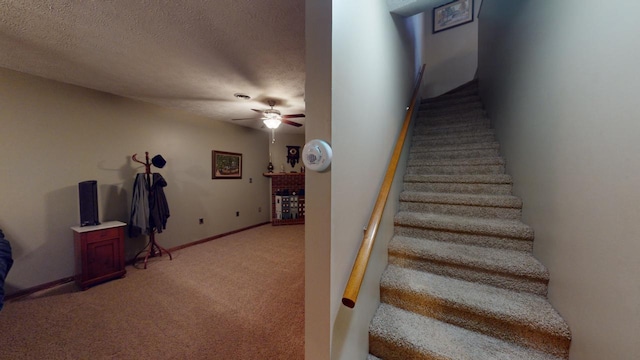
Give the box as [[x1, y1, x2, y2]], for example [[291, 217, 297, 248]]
[[151, 154, 166, 169]]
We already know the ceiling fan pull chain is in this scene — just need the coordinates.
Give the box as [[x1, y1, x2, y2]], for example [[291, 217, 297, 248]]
[[271, 129, 276, 144]]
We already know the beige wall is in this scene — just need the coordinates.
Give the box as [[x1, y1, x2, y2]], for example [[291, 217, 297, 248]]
[[418, 0, 480, 97], [305, 0, 419, 358], [478, 1, 640, 359], [0, 68, 271, 293]]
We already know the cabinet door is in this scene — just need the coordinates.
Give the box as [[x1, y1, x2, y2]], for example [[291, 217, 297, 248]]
[[87, 238, 119, 279]]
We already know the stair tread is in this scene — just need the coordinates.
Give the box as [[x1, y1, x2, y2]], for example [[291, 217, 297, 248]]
[[381, 265, 569, 337], [411, 142, 500, 153], [395, 211, 534, 240], [371, 303, 565, 360], [408, 157, 505, 167], [400, 191, 521, 208], [389, 235, 548, 280], [413, 131, 495, 143], [404, 174, 512, 184]]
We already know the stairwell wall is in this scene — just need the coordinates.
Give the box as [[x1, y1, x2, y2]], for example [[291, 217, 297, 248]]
[[417, 0, 481, 98], [305, 0, 421, 358], [477, 1, 640, 359]]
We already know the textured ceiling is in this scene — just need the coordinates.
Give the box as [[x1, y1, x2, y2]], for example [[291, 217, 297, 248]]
[[0, 0, 306, 133]]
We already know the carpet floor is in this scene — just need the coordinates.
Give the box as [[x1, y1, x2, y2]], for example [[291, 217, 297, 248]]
[[0, 224, 304, 360]]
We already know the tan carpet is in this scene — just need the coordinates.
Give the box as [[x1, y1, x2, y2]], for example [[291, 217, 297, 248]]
[[0, 224, 304, 360]]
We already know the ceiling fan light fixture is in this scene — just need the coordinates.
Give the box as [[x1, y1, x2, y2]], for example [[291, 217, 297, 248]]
[[263, 118, 282, 129]]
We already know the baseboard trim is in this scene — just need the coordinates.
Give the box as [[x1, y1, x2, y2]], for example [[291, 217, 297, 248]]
[[169, 222, 271, 252], [5, 276, 75, 302], [5, 222, 272, 301]]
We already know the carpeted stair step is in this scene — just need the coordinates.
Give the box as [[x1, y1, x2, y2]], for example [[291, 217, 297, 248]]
[[410, 141, 500, 154], [420, 102, 484, 116], [379, 265, 571, 358], [370, 303, 566, 360], [422, 85, 479, 102], [399, 191, 520, 219], [418, 108, 486, 121], [412, 132, 496, 148], [406, 161, 505, 176], [413, 120, 491, 136], [367, 355, 381, 360], [421, 94, 481, 109], [409, 142, 500, 160], [388, 236, 549, 294], [403, 174, 513, 195], [413, 128, 495, 143], [417, 113, 489, 127], [394, 211, 533, 251]]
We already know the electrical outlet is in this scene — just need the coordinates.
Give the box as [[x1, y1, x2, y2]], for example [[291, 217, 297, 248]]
[[258, 206, 262, 213], [236, 211, 239, 217], [199, 218, 204, 224], [249, 177, 253, 183]]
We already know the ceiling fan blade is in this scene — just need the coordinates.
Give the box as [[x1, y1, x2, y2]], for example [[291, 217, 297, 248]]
[[251, 109, 264, 113], [231, 117, 260, 121], [282, 113, 305, 119], [282, 119, 303, 127]]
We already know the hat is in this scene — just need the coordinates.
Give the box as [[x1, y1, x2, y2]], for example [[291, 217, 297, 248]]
[[151, 154, 166, 168]]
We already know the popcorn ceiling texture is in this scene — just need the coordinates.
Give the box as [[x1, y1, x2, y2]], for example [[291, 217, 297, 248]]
[[369, 81, 572, 359], [0, 0, 305, 132]]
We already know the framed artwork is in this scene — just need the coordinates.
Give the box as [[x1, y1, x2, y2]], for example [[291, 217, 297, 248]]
[[212, 150, 242, 179], [433, 0, 474, 34]]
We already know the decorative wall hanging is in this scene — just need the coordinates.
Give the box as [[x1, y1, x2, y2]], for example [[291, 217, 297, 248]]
[[433, 0, 474, 34], [287, 146, 300, 168], [212, 150, 242, 179]]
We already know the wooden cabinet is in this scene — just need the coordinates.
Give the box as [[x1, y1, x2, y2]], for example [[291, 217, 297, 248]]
[[72, 221, 126, 290], [264, 173, 305, 226]]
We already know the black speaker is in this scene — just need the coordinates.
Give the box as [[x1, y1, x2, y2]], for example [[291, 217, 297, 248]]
[[78, 180, 100, 227]]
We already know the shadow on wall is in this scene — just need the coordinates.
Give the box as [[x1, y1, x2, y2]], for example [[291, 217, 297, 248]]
[[423, 49, 478, 98]]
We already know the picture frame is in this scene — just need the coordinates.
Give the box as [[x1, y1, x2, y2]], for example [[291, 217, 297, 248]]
[[433, 0, 474, 34], [212, 150, 242, 179]]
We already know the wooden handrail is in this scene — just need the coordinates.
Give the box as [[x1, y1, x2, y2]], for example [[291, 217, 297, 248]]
[[342, 64, 426, 308]]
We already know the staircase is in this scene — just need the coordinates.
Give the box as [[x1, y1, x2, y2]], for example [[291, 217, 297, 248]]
[[368, 81, 571, 359]]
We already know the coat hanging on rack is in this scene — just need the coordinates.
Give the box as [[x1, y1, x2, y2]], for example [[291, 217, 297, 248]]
[[130, 152, 173, 269]]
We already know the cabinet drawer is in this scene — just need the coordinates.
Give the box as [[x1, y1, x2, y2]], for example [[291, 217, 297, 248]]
[[85, 227, 120, 242]]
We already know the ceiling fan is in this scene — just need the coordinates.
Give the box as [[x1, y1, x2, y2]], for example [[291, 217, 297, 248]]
[[232, 100, 305, 129]]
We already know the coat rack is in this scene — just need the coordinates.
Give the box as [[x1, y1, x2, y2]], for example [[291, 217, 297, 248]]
[[132, 152, 172, 269]]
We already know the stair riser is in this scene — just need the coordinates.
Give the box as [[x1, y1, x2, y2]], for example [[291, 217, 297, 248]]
[[399, 201, 521, 220], [369, 334, 437, 360], [388, 254, 548, 295], [418, 110, 487, 122], [412, 134, 496, 148], [380, 290, 570, 359], [416, 115, 490, 128], [421, 96, 481, 109], [393, 226, 533, 251], [407, 165, 505, 175], [421, 108, 484, 119], [404, 182, 513, 195], [413, 123, 490, 136], [413, 130, 494, 142], [409, 148, 500, 161], [420, 103, 484, 115], [423, 88, 478, 102]]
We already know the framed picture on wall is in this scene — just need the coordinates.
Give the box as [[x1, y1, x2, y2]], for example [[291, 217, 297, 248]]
[[433, 0, 474, 34], [212, 150, 242, 179]]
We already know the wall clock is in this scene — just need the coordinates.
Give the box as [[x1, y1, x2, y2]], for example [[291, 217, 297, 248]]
[[287, 146, 300, 168]]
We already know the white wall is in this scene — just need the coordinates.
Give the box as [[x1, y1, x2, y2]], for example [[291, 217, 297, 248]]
[[0, 68, 271, 293], [419, 0, 480, 97], [304, 0, 419, 358], [478, 1, 640, 359]]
